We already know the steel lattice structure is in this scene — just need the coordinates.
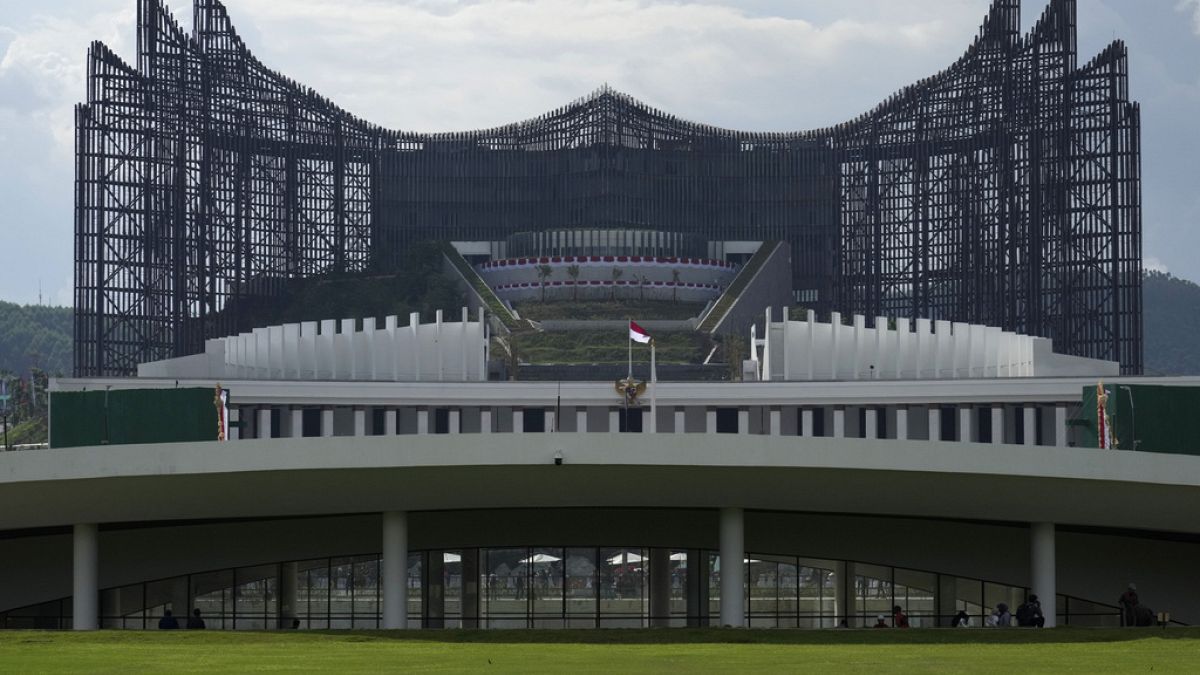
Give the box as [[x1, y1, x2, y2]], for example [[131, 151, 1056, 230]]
[[75, 0, 1141, 376]]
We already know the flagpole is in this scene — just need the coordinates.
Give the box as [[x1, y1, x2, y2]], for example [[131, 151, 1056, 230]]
[[627, 319, 632, 381], [649, 340, 657, 433]]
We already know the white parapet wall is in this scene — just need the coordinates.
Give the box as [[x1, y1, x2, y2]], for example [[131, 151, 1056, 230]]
[[755, 309, 1119, 381], [137, 308, 488, 382]]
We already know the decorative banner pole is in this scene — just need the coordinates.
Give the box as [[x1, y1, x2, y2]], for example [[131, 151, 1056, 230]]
[[650, 338, 657, 433]]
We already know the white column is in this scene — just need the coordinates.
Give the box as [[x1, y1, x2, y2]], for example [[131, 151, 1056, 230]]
[[578, 408, 589, 433], [895, 406, 909, 440], [674, 407, 686, 434], [864, 408, 878, 440], [481, 408, 493, 434], [609, 409, 620, 433], [1055, 405, 1068, 447], [959, 405, 973, 443], [706, 409, 717, 435], [1031, 522, 1057, 628], [320, 408, 334, 437], [73, 523, 99, 630], [929, 407, 942, 442], [513, 409, 524, 433], [801, 409, 814, 438], [832, 408, 845, 438], [353, 408, 367, 437], [992, 406, 1004, 445], [228, 408, 240, 441], [769, 408, 781, 436], [280, 562, 299, 629], [381, 511, 409, 630], [384, 409, 398, 436], [417, 409, 429, 435], [718, 507, 745, 628], [544, 409, 554, 434], [1023, 406, 1037, 446], [449, 409, 461, 435], [737, 409, 749, 435], [290, 408, 304, 438], [257, 407, 273, 439]]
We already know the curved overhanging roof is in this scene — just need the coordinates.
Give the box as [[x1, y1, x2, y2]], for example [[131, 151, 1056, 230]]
[[2, 434, 1199, 535]]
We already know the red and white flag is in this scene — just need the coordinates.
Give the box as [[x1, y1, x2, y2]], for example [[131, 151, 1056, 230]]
[[629, 320, 652, 344]]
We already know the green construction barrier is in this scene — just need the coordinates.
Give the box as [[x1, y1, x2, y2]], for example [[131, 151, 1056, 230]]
[[1079, 383, 1200, 456], [50, 388, 222, 448]]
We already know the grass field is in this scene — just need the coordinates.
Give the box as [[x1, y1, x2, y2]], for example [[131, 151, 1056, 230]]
[[0, 628, 1197, 674]]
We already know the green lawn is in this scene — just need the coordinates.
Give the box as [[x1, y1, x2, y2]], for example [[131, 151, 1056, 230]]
[[0, 628, 1197, 674]]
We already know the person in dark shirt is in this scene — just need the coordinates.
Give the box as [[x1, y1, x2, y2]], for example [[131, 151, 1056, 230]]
[[158, 609, 180, 629], [186, 608, 206, 629]]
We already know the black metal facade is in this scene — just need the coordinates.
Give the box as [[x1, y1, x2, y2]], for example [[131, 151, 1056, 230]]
[[75, 0, 1141, 375]]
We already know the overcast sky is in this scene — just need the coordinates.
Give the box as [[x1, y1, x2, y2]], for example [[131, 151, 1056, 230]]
[[2, 0, 1198, 306]]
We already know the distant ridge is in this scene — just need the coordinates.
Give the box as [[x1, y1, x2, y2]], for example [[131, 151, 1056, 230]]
[[0, 301, 72, 376]]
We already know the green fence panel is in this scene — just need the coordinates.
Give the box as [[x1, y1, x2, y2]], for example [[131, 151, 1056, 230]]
[[51, 388, 221, 448], [1079, 383, 1200, 456]]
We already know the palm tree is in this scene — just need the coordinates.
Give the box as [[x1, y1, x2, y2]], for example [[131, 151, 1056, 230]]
[[671, 268, 681, 302], [610, 268, 623, 301], [566, 264, 581, 301], [536, 264, 553, 302]]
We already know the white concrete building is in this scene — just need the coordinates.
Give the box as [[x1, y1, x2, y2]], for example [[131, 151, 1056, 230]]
[[2, 310, 1198, 631]]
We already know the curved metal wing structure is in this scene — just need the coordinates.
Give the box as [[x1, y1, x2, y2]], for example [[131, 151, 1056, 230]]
[[75, 0, 1141, 375]]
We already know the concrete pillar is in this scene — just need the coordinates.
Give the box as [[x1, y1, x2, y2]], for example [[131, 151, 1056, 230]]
[[258, 407, 273, 439], [544, 409, 554, 434], [801, 409, 814, 437], [737, 409, 749, 435], [384, 409, 398, 436], [320, 408, 334, 438], [832, 408, 845, 438], [513, 409, 524, 433], [1055, 405, 1068, 447], [609, 409, 621, 433], [353, 408, 367, 437], [705, 409, 717, 434], [958, 405, 973, 443], [417, 409, 429, 435], [1023, 407, 1037, 446], [769, 408, 781, 436], [461, 549, 481, 629], [1031, 522, 1057, 628], [279, 562, 299, 629], [424, 551, 445, 629], [382, 511, 409, 629], [290, 408, 304, 438], [449, 409, 461, 435], [674, 407, 685, 434], [864, 408, 878, 440], [992, 406, 1004, 445], [73, 524, 99, 630], [480, 408, 492, 434], [929, 407, 942, 442], [895, 406, 909, 440], [718, 507, 745, 628], [649, 548, 672, 628], [837, 561, 857, 627], [578, 408, 589, 434], [685, 549, 709, 627]]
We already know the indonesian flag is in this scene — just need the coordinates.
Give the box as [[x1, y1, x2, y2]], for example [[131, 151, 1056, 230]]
[[629, 320, 652, 344]]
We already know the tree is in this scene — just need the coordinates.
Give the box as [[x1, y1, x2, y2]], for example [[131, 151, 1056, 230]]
[[638, 275, 648, 302], [671, 268, 681, 302], [566, 264, 581, 301], [536, 264, 553, 302], [610, 268, 623, 300]]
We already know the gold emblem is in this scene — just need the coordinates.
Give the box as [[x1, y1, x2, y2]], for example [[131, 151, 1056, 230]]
[[614, 377, 646, 405]]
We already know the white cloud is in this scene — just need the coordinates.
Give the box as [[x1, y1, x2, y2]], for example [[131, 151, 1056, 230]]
[[1178, 0, 1200, 35]]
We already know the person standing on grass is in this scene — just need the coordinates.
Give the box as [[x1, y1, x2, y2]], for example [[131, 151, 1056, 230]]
[[1119, 584, 1139, 627], [158, 609, 180, 629], [892, 605, 910, 628], [186, 608, 206, 629]]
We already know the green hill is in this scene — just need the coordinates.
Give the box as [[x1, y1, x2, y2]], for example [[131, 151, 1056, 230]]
[[1143, 270, 1200, 376], [0, 301, 72, 377]]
